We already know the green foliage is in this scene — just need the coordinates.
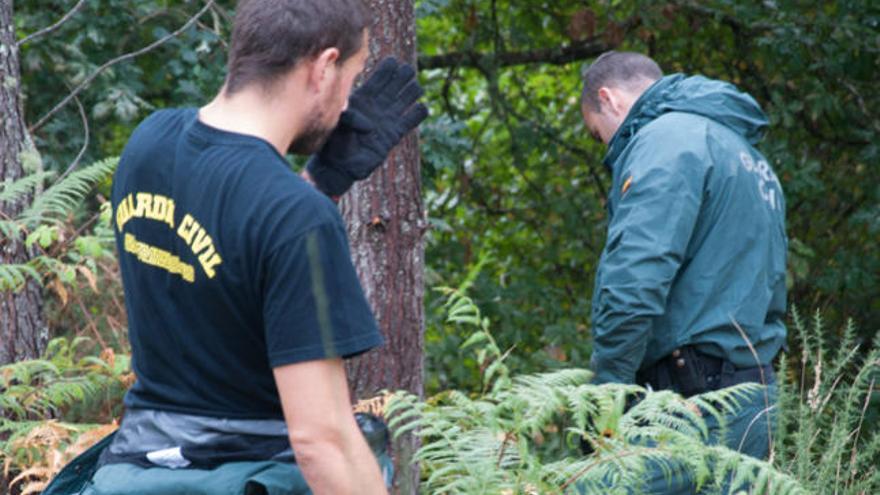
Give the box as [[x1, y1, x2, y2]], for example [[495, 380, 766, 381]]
[[4, 2, 877, 491], [17, 0, 233, 170], [18, 157, 118, 229], [773, 308, 880, 493], [417, 0, 880, 394], [0, 338, 129, 423], [0, 338, 130, 491], [0, 157, 117, 292], [13, 2, 878, 393], [391, 291, 808, 494]]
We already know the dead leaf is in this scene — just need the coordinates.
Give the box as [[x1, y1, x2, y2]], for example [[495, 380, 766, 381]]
[[65, 424, 118, 461], [21, 481, 49, 495], [49, 277, 68, 307], [603, 20, 625, 46], [76, 265, 99, 292], [685, 400, 703, 417], [568, 9, 597, 41], [100, 346, 116, 370], [10, 467, 51, 489], [354, 392, 393, 417]]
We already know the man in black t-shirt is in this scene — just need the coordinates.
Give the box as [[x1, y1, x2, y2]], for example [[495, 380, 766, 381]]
[[99, 1, 427, 493]]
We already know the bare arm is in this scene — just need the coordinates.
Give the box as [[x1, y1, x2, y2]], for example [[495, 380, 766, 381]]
[[273, 358, 387, 495]]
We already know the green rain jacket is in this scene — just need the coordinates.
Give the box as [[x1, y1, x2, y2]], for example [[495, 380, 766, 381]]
[[589, 74, 788, 385]]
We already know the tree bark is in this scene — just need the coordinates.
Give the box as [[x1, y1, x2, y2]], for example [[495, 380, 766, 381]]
[[342, 0, 424, 492], [0, 0, 47, 366]]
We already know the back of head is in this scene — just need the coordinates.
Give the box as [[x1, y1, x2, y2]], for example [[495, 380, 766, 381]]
[[226, 0, 370, 95], [581, 51, 663, 112]]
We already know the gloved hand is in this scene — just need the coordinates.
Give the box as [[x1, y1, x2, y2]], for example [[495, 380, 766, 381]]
[[306, 57, 429, 197]]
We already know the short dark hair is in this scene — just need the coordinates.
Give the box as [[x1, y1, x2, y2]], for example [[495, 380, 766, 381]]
[[226, 0, 370, 94], [581, 51, 663, 111]]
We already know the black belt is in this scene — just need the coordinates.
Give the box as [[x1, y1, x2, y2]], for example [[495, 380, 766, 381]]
[[635, 346, 775, 398]]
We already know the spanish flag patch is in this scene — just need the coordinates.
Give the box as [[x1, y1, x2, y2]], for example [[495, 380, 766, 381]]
[[621, 175, 634, 195]]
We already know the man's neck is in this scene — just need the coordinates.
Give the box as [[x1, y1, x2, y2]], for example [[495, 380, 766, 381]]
[[198, 84, 305, 156]]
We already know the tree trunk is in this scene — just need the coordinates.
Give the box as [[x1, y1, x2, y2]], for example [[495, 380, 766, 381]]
[[342, 0, 424, 492], [0, 0, 47, 367]]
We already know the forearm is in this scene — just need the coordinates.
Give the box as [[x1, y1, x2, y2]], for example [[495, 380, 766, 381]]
[[292, 423, 387, 494], [274, 359, 386, 494]]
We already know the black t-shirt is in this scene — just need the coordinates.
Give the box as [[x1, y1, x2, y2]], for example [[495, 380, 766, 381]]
[[111, 108, 383, 419]]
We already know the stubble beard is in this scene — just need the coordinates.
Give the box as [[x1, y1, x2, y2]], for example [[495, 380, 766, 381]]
[[288, 110, 336, 155]]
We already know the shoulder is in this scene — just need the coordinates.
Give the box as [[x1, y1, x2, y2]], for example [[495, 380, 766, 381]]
[[242, 154, 343, 240], [622, 113, 712, 174], [639, 112, 711, 148], [120, 109, 194, 159], [116, 109, 194, 180], [131, 108, 193, 138]]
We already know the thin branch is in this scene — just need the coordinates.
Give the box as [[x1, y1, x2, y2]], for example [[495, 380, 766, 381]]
[[418, 16, 640, 71], [29, 0, 216, 133], [49, 209, 101, 259], [75, 291, 108, 350], [53, 92, 90, 186], [841, 79, 880, 134], [559, 446, 657, 491], [729, 316, 774, 464], [418, 38, 613, 70], [17, 0, 88, 47], [495, 431, 514, 468], [847, 377, 876, 488]]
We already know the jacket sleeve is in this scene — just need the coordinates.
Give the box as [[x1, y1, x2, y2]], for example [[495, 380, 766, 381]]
[[590, 132, 707, 384]]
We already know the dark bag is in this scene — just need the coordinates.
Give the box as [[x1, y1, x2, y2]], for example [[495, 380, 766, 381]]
[[42, 432, 117, 495]]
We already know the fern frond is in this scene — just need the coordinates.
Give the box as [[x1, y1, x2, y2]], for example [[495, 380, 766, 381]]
[[0, 171, 54, 205], [504, 369, 591, 433], [17, 157, 118, 228], [0, 262, 41, 291]]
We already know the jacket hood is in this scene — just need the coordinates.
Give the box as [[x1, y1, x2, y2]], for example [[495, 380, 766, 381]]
[[604, 74, 769, 169]]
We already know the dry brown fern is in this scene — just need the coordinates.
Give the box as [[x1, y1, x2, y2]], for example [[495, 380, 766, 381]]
[[353, 391, 394, 417], [4, 421, 117, 494]]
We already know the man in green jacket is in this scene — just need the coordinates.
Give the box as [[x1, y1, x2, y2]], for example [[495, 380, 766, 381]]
[[581, 51, 787, 492]]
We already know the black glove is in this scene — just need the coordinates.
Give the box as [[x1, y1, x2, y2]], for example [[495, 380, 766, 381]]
[[306, 57, 429, 197]]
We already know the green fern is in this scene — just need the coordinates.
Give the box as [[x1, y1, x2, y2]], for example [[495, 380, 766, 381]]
[[387, 291, 810, 494], [0, 158, 118, 292], [0, 338, 128, 489], [0, 170, 53, 205], [0, 337, 129, 421], [0, 262, 42, 291], [17, 156, 118, 229]]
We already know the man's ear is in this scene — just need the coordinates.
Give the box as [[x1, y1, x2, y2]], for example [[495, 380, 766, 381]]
[[597, 87, 619, 116], [307, 47, 341, 92]]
